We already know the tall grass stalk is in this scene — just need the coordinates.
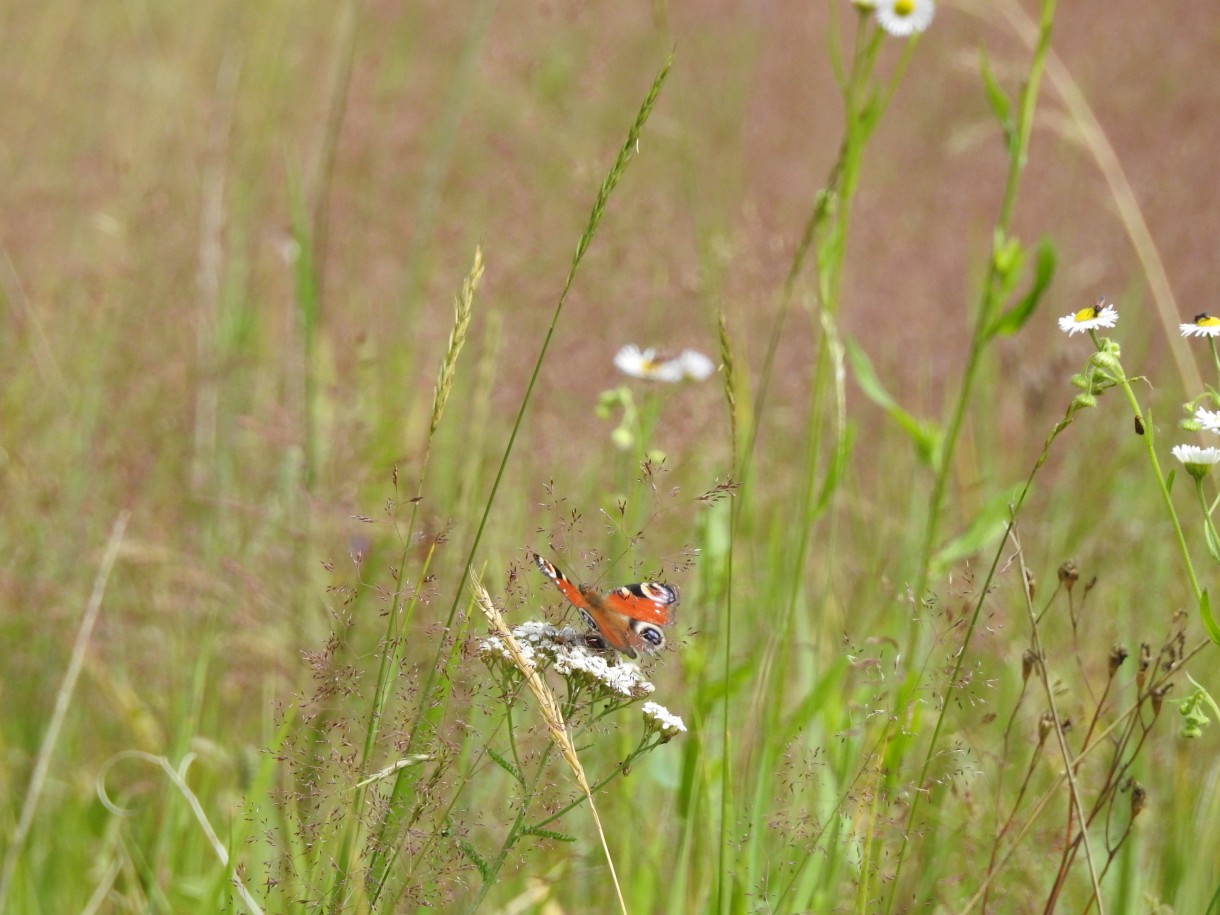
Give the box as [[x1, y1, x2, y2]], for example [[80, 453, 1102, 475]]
[[908, 0, 1057, 637], [8, 4, 1220, 912], [0, 511, 129, 914], [364, 57, 673, 901], [887, 2, 1057, 904], [744, 8, 910, 756], [722, 12, 917, 909], [469, 578, 627, 914], [358, 247, 483, 905], [996, 0, 1201, 397]]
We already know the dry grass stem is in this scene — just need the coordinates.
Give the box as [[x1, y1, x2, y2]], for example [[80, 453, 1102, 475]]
[[470, 574, 628, 915]]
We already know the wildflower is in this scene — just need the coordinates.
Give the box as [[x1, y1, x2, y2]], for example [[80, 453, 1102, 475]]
[[1058, 300, 1118, 336], [1171, 444, 1220, 480], [641, 701, 686, 740], [874, 0, 935, 36], [615, 345, 715, 382], [1180, 313, 1220, 338], [478, 622, 656, 699], [1195, 407, 1220, 433]]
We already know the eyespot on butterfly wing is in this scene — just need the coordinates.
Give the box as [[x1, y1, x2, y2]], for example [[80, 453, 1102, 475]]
[[532, 553, 679, 658]]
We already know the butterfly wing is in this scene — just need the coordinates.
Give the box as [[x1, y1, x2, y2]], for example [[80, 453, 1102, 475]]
[[603, 582, 679, 626], [533, 554, 679, 657], [599, 582, 680, 656], [533, 553, 624, 650], [532, 554, 591, 611]]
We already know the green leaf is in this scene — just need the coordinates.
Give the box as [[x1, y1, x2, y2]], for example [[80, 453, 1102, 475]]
[[1204, 520, 1220, 566], [458, 838, 491, 879], [991, 231, 1024, 280], [846, 338, 941, 468], [1199, 590, 1220, 646], [979, 49, 1013, 144], [521, 825, 577, 842], [932, 487, 1022, 572], [487, 747, 524, 784], [814, 422, 856, 517], [989, 237, 1056, 338]]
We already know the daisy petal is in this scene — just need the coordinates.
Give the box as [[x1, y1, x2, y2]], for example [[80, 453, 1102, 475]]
[[1172, 444, 1220, 479], [1196, 407, 1220, 433], [1180, 313, 1220, 338], [614, 344, 715, 383], [1058, 300, 1118, 336], [875, 0, 935, 36]]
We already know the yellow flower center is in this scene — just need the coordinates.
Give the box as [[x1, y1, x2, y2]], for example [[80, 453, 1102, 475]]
[[894, 0, 915, 14], [1194, 313, 1220, 327], [1073, 306, 1099, 322]]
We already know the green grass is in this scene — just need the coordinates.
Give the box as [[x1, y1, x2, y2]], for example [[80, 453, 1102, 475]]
[[3, 1, 1220, 913]]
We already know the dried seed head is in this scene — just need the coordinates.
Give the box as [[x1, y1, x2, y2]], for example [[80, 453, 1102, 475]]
[[1058, 561, 1079, 590], [1022, 649, 1038, 682], [1137, 642, 1152, 692], [1129, 780, 1146, 818], [1038, 712, 1055, 744], [1108, 645, 1129, 677], [1152, 683, 1173, 715]]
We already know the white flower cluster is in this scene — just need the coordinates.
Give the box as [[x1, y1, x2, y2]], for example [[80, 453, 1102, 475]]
[[478, 620, 574, 668], [640, 701, 687, 739], [478, 621, 656, 699]]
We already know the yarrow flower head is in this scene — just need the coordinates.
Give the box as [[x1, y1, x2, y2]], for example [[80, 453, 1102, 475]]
[[615, 344, 716, 383], [1180, 313, 1220, 338], [1058, 299, 1118, 336], [1172, 444, 1220, 480], [874, 0, 935, 36], [641, 701, 687, 741], [479, 622, 656, 700]]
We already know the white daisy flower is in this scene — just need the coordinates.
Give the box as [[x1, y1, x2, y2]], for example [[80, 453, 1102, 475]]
[[641, 701, 686, 740], [1058, 300, 1118, 336], [614, 344, 716, 382], [1172, 444, 1220, 479], [875, 0, 935, 36], [1195, 407, 1220, 433], [1180, 313, 1220, 338], [615, 345, 675, 381]]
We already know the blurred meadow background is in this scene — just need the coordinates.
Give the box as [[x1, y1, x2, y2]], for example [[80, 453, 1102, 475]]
[[4, 0, 1220, 911]]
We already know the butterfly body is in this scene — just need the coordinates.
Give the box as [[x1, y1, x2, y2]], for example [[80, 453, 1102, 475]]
[[532, 553, 679, 658]]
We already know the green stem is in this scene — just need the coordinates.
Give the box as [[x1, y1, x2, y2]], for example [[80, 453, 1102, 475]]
[[908, 0, 1057, 647], [466, 742, 557, 913], [1114, 380, 1202, 603], [366, 59, 672, 900]]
